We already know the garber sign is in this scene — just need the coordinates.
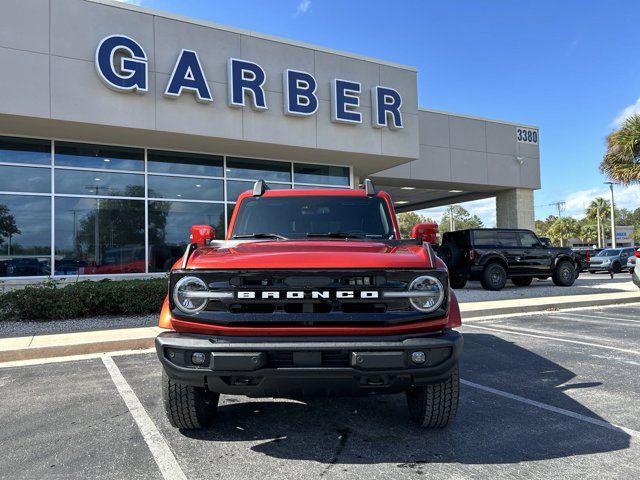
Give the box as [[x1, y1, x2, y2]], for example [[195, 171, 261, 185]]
[[95, 35, 404, 130]]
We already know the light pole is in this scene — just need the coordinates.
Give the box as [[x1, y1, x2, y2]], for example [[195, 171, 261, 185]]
[[596, 205, 601, 248], [604, 182, 618, 248]]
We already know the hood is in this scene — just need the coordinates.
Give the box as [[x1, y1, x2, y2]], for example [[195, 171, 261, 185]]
[[185, 240, 434, 270]]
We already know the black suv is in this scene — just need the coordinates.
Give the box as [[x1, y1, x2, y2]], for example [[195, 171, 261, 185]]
[[438, 228, 578, 290]]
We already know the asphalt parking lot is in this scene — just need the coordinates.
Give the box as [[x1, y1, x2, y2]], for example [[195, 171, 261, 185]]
[[1, 304, 639, 479]]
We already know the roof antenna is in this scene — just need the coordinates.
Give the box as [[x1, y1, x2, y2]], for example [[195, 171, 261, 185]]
[[253, 179, 270, 197], [360, 178, 376, 196]]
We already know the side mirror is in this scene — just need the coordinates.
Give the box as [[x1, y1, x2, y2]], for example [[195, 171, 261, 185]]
[[190, 224, 216, 247], [411, 223, 439, 245]]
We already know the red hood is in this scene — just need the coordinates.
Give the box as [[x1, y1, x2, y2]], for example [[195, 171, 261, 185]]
[[185, 240, 433, 270]]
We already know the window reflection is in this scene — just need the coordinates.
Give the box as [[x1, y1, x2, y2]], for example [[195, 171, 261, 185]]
[[294, 164, 349, 186], [226, 180, 291, 202], [148, 150, 223, 177], [55, 142, 144, 171], [148, 201, 225, 272], [55, 170, 144, 197], [0, 165, 51, 193], [147, 176, 223, 201], [0, 136, 50, 165], [0, 195, 51, 276], [226, 157, 291, 182], [55, 197, 145, 275]]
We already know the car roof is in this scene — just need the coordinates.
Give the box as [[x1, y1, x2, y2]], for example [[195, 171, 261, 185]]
[[234, 188, 391, 203]]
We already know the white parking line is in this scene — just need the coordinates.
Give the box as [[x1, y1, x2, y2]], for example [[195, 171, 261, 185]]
[[101, 356, 187, 480], [461, 379, 640, 438], [556, 311, 640, 324], [463, 324, 640, 355], [549, 314, 640, 328]]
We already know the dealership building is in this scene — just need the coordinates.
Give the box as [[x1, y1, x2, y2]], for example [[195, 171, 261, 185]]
[[0, 0, 540, 284]]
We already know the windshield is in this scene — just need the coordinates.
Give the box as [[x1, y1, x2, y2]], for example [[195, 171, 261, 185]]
[[231, 196, 395, 240], [597, 249, 620, 257]]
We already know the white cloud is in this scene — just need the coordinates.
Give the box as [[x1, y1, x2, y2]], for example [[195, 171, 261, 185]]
[[547, 184, 640, 219], [612, 97, 640, 128], [295, 0, 311, 15]]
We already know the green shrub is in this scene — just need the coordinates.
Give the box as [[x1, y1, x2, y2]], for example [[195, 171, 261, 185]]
[[0, 278, 168, 321]]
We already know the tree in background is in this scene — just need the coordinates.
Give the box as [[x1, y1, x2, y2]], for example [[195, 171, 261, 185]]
[[578, 223, 600, 245], [585, 197, 610, 247], [546, 217, 580, 247], [0, 204, 20, 252], [397, 211, 435, 238], [439, 205, 483, 234], [534, 215, 557, 237], [601, 114, 640, 185]]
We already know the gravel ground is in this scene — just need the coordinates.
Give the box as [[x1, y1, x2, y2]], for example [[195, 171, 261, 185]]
[[455, 271, 638, 302], [0, 314, 156, 338]]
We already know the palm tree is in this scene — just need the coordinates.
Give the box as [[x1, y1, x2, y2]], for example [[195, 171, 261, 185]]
[[585, 197, 609, 248], [601, 114, 640, 184]]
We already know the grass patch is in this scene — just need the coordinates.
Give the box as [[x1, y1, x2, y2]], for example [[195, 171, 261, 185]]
[[0, 278, 167, 321]]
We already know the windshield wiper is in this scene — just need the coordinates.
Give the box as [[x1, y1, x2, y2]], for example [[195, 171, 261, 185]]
[[306, 232, 367, 239], [232, 233, 289, 240]]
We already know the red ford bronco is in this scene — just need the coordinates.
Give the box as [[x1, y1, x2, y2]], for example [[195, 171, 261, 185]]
[[155, 180, 463, 429]]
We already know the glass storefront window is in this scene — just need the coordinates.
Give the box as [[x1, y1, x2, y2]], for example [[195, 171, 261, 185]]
[[54, 197, 145, 275], [148, 150, 223, 177], [226, 157, 291, 182], [0, 194, 51, 276], [294, 163, 350, 186], [0, 165, 51, 193], [0, 136, 51, 165], [0, 138, 352, 277], [55, 170, 144, 197], [55, 142, 144, 171], [148, 201, 225, 272], [226, 180, 291, 202], [147, 176, 223, 201]]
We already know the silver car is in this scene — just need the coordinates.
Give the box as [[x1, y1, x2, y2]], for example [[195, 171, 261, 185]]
[[588, 247, 636, 273], [627, 249, 638, 273]]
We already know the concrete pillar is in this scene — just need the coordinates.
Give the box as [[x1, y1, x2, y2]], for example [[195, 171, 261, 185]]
[[495, 188, 535, 230]]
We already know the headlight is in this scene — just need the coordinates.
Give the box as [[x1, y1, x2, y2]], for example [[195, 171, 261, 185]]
[[408, 275, 445, 313], [173, 276, 209, 314]]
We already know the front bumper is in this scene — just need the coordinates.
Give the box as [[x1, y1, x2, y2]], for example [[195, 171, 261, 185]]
[[155, 330, 462, 397]]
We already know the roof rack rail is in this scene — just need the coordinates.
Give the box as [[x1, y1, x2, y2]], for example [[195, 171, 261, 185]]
[[253, 179, 270, 197], [360, 178, 376, 196]]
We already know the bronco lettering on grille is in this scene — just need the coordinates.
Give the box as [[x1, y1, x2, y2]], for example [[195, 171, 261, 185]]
[[236, 291, 379, 300]]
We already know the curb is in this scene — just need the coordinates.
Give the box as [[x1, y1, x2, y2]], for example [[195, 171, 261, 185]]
[[461, 293, 640, 319], [1, 295, 638, 363]]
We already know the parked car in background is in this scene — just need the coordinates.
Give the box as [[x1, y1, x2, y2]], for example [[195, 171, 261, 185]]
[[0, 258, 49, 276], [588, 247, 636, 273], [571, 247, 602, 272], [438, 228, 578, 290], [627, 248, 638, 273]]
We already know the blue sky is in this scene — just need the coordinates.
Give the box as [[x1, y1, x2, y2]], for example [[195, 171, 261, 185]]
[[118, 0, 640, 225]]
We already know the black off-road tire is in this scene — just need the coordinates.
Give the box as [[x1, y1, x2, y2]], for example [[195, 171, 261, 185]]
[[449, 276, 468, 289], [480, 263, 508, 291], [612, 262, 622, 274], [553, 260, 576, 287], [162, 370, 219, 429], [512, 276, 533, 287], [406, 365, 459, 428]]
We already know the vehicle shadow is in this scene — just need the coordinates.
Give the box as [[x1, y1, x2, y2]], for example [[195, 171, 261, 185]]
[[181, 333, 631, 465]]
